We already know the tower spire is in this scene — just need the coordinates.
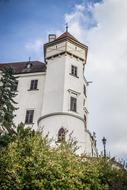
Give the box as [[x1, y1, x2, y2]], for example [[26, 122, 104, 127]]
[[65, 23, 68, 32]]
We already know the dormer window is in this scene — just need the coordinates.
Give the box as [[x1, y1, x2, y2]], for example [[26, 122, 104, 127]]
[[30, 80, 38, 90], [26, 62, 32, 69], [71, 65, 78, 77]]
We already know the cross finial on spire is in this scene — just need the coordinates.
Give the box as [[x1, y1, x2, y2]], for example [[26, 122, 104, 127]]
[[29, 56, 31, 62], [65, 23, 68, 32]]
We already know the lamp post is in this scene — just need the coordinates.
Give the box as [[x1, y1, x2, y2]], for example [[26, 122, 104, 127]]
[[102, 137, 107, 157]]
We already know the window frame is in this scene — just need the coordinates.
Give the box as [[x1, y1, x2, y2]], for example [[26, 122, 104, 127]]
[[58, 128, 66, 142], [25, 110, 34, 124], [70, 65, 78, 77], [29, 80, 38, 90], [70, 96, 77, 112]]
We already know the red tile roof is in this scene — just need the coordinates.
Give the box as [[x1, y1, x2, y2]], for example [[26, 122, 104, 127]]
[[44, 31, 88, 50], [55, 32, 79, 42], [0, 61, 46, 74]]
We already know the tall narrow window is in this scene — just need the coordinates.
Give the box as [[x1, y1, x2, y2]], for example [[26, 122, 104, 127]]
[[71, 65, 77, 77], [83, 84, 86, 96], [58, 128, 66, 142], [25, 110, 34, 124], [70, 97, 77, 112], [30, 80, 38, 90]]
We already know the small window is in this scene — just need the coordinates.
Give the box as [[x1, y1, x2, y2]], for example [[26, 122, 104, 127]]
[[70, 97, 77, 112], [58, 128, 65, 142], [26, 63, 32, 69], [25, 110, 34, 124], [83, 85, 86, 96], [30, 80, 38, 90], [71, 65, 77, 77]]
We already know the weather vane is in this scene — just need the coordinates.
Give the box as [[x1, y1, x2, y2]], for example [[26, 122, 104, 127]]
[[65, 23, 68, 32]]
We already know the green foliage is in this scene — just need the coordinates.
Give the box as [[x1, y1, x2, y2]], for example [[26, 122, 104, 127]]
[[0, 125, 127, 190], [0, 66, 18, 133]]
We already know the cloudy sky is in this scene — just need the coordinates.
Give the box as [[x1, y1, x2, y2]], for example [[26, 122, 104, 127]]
[[0, 0, 127, 161]]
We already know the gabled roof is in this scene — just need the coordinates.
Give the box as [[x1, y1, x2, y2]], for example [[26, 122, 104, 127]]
[[0, 61, 46, 74]]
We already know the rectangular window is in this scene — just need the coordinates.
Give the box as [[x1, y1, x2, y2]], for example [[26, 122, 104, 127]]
[[83, 84, 86, 96], [25, 110, 34, 124], [30, 80, 38, 90], [70, 97, 77, 112], [71, 65, 77, 77]]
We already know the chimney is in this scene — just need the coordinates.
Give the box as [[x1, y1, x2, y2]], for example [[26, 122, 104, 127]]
[[48, 34, 56, 42]]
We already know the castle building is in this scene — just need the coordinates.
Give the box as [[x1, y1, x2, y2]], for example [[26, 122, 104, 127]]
[[0, 31, 97, 156]]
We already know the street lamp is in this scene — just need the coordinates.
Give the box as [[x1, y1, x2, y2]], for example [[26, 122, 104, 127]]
[[102, 137, 107, 157]]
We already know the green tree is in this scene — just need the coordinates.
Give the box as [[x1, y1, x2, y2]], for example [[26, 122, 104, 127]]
[[0, 126, 127, 190], [0, 66, 18, 133]]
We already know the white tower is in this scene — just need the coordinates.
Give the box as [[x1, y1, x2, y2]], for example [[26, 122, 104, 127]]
[[38, 31, 97, 156]]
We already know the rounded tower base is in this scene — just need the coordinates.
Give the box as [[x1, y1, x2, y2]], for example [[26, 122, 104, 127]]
[[38, 112, 94, 155]]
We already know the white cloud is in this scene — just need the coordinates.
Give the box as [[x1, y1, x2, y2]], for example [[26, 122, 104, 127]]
[[25, 39, 43, 61], [25, 39, 43, 53], [65, 0, 127, 160]]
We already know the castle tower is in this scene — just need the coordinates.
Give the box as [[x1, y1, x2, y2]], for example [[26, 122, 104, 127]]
[[38, 31, 97, 155]]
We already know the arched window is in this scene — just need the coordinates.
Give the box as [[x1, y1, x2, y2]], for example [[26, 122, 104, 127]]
[[58, 128, 66, 142]]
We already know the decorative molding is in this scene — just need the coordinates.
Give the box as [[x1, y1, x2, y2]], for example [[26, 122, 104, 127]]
[[38, 112, 84, 125], [83, 107, 89, 114], [15, 72, 46, 77], [69, 73, 79, 78], [68, 89, 80, 96], [45, 51, 85, 62]]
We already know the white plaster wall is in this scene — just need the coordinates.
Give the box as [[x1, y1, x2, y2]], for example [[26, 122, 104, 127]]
[[42, 56, 65, 115], [46, 42, 66, 58], [40, 51, 91, 155], [38, 114, 92, 155], [66, 41, 86, 60], [0, 37, 96, 156], [63, 54, 87, 119], [14, 72, 46, 129]]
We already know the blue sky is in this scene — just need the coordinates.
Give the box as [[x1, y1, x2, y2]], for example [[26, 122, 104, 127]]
[[0, 0, 102, 62]]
